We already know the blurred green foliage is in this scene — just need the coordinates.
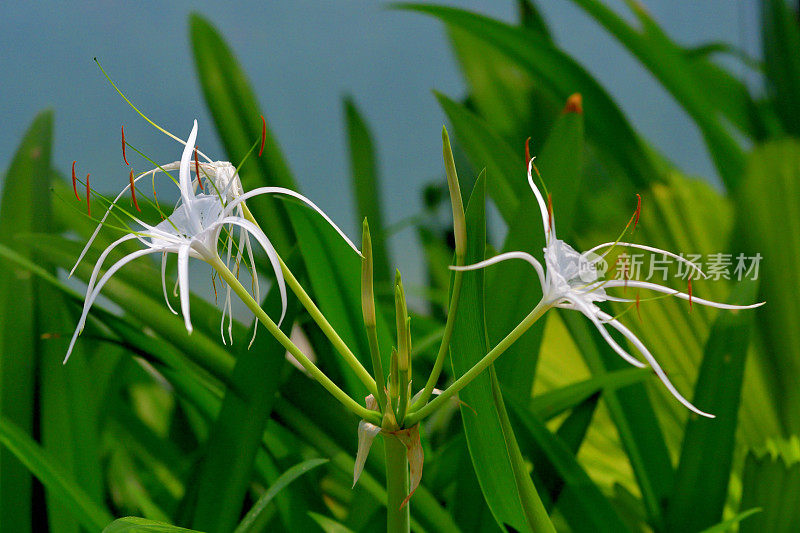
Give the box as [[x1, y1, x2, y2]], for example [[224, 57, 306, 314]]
[[1, 1, 799, 532]]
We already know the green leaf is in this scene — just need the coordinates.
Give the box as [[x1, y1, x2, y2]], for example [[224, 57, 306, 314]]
[[735, 139, 800, 433], [345, 97, 391, 284], [762, 0, 800, 135], [508, 398, 630, 533], [435, 92, 523, 221], [558, 311, 674, 528], [449, 173, 538, 532], [398, 3, 659, 187], [102, 517, 202, 533], [0, 416, 113, 531], [567, 0, 745, 187], [189, 259, 300, 531], [740, 437, 800, 532], [189, 13, 296, 253], [0, 110, 53, 531], [234, 458, 329, 533], [529, 368, 649, 421], [699, 508, 762, 533], [665, 281, 758, 531]]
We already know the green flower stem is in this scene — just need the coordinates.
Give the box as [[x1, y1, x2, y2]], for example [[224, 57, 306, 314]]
[[240, 204, 378, 397], [384, 434, 410, 533], [211, 255, 379, 424], [410, 267, 464, 410], [405, 299, 549, 426]]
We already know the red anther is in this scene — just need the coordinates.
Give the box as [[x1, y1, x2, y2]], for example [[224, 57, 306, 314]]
[[211, 272, 218, 304], [129, 169, 141, 212], [194, 147, 204, 192], [259, 115, 266, 157], [71, 161, 81, 201], [688, 279, 693, 313], [525, 136, 532, 164], [563, 93, 583, 114], [547, 193, 554, 233], [635, 291, 642, 321], [121, 125, 129, 165], [86, 174, 91, 217], [633, 193, 641, 231]]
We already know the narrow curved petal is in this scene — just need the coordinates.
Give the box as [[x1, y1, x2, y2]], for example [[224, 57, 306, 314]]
[[602, 280, 765, 310], [450, 251, 547, 298], [216, 216, 288, 327], [177, 245, 193, 333], [178, 120, 199, 219], [65, 247, 165, 363], [526, 159, 553, 240], [596, 310, 715, 418], [568, 298, 647, 369], [584, 241, 707, 279], [221, 187, 363, 257], [81, 234, 139, 299], [242, 229, 261, 349], [161, 252, 178, 315], [70, 167, 178, 278]]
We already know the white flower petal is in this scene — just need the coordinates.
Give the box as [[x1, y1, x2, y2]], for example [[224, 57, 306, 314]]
[[161, 252, 178, 315], [450, 251, 547, 299], [596, 310, 715, 418], [568, 298, 647, 369], [178, 120, 199, 225], [526, 159, 553, 240], [222, 187, 362, 257], [66, 247, 165, 363], [217, 216, 288, 327], [177, 245, 193, 334], [585, 241, 708, 279], [602, 280, 765, 310]]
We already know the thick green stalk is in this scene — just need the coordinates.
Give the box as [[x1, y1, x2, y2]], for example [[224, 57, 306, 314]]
[[384, 434, 410, 533], [240, 203, 378, 397], [405, 300, 549, 425], [211, 255, 379, 424]]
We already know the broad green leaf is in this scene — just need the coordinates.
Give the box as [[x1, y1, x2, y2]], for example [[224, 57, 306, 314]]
[[398, 3, 659, 188], [762, 0, 800, 136], [234, 458, 329, 533], [189, 13, 297, 253], [567, 0, 745, 187], [448, 174, 534, 532], [740, 437, 800, 532], [345, 97, 391, 284], [0, 110, 52, 531], [665, 280, 758, 531], [102, 517, 201, 533], [508, 397, 630, 533], [189, 259, 299, 531], [735, 139, 800, 433], [0, 416, 113, 531]]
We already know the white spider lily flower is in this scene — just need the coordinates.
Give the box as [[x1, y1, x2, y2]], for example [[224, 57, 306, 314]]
[[66, 120, 360, 363], [452, 160, 764, 418]]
